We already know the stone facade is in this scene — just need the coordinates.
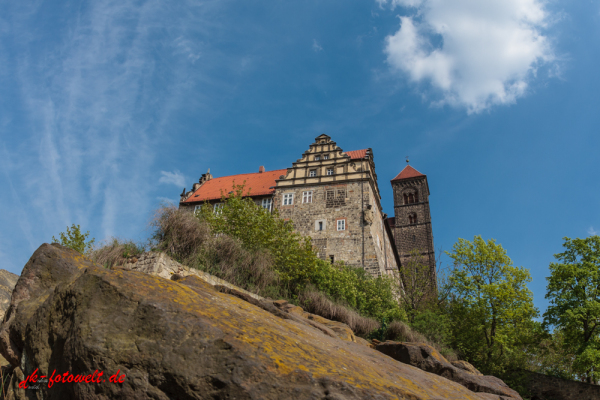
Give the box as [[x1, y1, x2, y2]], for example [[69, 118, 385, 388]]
[[273, 134, 399, 277], [179, 134, 435, 288], [391, 170, 436, 282]]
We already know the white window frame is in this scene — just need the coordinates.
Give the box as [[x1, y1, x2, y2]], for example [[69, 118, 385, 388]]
[[327, 168, 334, 176], [323, 154, 329, 160], [194, 205, 202, 214], [262, 198, 273, 211], [337, 219, 346, 231], [282, 193, 294, 206], [315, 219, 326, 232], [302, 191, 313, 203], [314, 155, 320, 161], [309, 169, 317, 177], [213, 203, 224, 214]]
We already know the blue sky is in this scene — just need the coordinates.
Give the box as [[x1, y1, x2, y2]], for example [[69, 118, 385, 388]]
[[1, 0, 598, 314]]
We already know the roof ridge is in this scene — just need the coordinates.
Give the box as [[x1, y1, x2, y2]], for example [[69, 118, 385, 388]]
[[209, 168, 287, 179]]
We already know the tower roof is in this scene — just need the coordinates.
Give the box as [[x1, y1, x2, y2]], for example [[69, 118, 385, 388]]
[[391, 165, 426, 182]]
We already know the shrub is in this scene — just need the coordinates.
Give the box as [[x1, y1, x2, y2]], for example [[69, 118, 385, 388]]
[[197, 185, 405, 323], [90, 238, 145, 269], [52, 224, 95, 254], [151, 205, 282, 298]]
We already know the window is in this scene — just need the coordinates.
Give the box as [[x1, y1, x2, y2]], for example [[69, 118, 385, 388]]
[[329, 255, 335, 264], [309, 169, 317, 177], [327, 168, 334, 176], [302, 191, 313, 203], [213, 203, 224, 214], [315, 156, 320, 161], [282, 193, 294, 205], [326, 188, 346, 208], [337, 219, 346, 231], [262, 198, 272, 211], [323, 154, 329, 160], [315, 219, 326, 232], [409, 213, 418, 224], [403, 190, 419, 205]]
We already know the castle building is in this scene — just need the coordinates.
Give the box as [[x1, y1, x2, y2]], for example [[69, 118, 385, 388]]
[[179, 134, 435, 281]]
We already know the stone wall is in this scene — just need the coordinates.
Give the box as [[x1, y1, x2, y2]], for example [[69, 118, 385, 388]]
[[520, 370, 600, 400]]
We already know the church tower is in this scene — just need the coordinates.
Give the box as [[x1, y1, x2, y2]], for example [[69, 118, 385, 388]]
[[391, 164, 436, 282]]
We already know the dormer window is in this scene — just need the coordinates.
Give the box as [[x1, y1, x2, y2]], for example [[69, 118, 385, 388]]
[[315, 156, 321, 161]]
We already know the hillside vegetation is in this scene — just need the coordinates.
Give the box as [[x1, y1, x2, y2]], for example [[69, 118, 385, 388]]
[[80, 186, 600, 395]]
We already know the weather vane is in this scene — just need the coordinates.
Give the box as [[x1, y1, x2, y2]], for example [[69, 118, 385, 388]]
[[406, 156, 410, 164]]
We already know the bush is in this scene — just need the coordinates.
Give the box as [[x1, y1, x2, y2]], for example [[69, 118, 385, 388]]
[[52, 224, 95, 254], [196, 185, 405, 323], [90, 238, 145, 269], [152, 206, 282, 298]]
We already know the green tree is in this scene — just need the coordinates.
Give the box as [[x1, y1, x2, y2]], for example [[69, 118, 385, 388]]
[[399, 249, 435, 322], [52, 224, 95, 254], [446, 236, 538, 375], [544, 235, 600, 383]]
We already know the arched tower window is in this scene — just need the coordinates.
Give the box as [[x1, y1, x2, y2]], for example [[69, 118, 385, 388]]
[[408, 213, 417, 224], [403, 189, 419, 204]]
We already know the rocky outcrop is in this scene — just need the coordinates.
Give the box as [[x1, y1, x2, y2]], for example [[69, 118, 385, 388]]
[[452, 360, 483, 376], [0, 269, 19, 322], [0, 243, 510, 399], [0, 269, 18, 367], [375, 341, 522, 399]]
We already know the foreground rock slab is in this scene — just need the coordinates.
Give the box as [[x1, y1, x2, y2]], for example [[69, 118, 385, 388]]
[[375, 341, 522, 399], [1, 244, 507, 399]]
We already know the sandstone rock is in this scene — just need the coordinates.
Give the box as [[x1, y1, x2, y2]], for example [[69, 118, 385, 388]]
[[119, 251, 263, 300], [375, 341, 522, 400], [0, 269, 19, 322], [452, 360, 484, 376], [1, 244, 495, 399], [0, 269, 18, 367]]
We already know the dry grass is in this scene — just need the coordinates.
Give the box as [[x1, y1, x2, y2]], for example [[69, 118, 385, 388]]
[[298, 287, 380, 336], [385, 320, 458, 361], [89, 238, 145, 269], [150, 206, 282, 298]]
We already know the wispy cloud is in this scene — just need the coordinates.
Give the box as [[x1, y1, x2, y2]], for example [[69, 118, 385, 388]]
[[589, 227, 598, 236], [378, 0, 555, 113], [0, 0, 228, 271], [159, 171, 186, 188], [313, 39, 323, 52]]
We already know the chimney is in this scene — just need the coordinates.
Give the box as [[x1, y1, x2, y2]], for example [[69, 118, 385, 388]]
[[259, 166, 265, 173]]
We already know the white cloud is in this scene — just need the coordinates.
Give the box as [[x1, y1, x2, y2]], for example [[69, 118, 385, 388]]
[[313, 39, 323, 52], [380, 0, 554, 113], [589, 227, 598, 236], [159, 171, 186, 188]]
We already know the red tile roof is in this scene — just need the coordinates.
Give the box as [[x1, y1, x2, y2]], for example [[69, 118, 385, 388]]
[[391, 165, 425, 181], [183, 169, 288, 203], [345, 149, 367, 159], [184, 149, 368, 203]]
